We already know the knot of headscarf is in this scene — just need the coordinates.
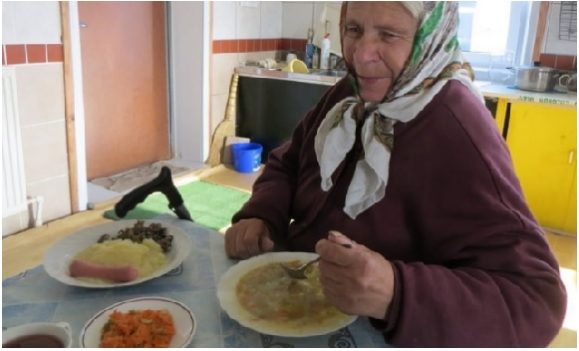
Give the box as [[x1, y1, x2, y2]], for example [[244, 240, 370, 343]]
[[314, 2, 484, 219]]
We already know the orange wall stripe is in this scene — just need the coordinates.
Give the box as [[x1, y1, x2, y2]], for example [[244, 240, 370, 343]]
[[212, 38, 306, 54], [3, 44, 63, 65]]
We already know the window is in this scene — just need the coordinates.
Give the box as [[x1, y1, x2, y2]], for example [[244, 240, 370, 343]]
[[458, 1, 534, 83]]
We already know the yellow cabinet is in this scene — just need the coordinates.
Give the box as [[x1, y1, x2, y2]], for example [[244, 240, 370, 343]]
[[498, 100, 576, 235]]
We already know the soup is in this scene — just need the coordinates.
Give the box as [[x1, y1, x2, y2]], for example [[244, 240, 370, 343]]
[[3, 334, 64, 348]]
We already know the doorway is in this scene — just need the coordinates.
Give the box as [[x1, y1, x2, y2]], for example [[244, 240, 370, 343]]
[[78, 1, 171, 180], [62, 2, 209, 211]]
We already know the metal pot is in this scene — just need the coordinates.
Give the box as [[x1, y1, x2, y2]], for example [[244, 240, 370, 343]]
[[559, 73, 577, 92], [509, 66, 559, 92]]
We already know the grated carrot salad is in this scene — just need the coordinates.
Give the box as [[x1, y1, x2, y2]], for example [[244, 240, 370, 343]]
[[100, 309, 176, 348]]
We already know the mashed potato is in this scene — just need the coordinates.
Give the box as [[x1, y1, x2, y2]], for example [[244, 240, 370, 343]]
[[74, 239, 167, 280]]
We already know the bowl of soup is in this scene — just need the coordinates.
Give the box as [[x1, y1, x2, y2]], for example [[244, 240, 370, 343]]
[[2, 322, 72, 348]]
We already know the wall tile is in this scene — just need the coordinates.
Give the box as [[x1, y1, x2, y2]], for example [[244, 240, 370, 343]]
[[237, 52, 251, 64], [3, 43, 63, 65], [218, 40, 229, 53], [5, 44, 26, 64], [290, 39, 307, 51], [21, 121, 69, 183], [239, 39, 248, 53], [212, 37, 312, 54], [46, 44, 63, 62], [212, 53, 239, 95], [213, 1, 237, 40], [237, 2, 261, 39], [2, 212, 28, 237], [218, 40, 228, 53], [2, 2, 61, 44], [555, 55, 575, 70], [260, 2, 282, 38], [25, 44, 46, 63], [251, 51, 277, 61], [282, 2, 314, 38], [15, 64, 65, 126], [210, 93, 228, 135], [539, 53, 557, 68], [227, 39, 239, 53], [281, 38, 291, 50], [27, 175, 71, 222], [212, 40, 220, 54]]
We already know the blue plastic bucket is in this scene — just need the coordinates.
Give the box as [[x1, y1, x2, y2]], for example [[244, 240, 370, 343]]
[[231, 143, 263, 173]]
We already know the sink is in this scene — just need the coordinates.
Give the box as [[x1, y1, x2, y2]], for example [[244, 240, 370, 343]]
[[308, 69, 347, 77]]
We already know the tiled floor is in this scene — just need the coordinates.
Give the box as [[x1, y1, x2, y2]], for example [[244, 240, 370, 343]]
[[2, 165, 576, 347]]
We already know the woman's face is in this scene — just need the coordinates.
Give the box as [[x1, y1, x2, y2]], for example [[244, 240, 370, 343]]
[[342, 2, 419, 103]]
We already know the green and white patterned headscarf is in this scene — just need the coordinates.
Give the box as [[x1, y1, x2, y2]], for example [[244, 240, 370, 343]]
[[315, 2, 484, 219]]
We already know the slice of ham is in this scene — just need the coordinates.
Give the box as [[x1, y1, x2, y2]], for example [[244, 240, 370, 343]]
[[69, 259, 139, 283]]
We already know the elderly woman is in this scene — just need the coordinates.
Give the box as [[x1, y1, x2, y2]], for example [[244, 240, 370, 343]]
[[224, 2, 566, 347]]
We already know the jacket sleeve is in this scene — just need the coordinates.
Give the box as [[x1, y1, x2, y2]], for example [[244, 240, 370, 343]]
[[232, 79, 349, 242], [380, 101, 567, 347]]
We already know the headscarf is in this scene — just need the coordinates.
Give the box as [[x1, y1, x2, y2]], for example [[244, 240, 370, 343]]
[[314, 2, 484, 219]]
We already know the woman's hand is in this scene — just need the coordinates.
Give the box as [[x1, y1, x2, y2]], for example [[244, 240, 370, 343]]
[[224, 218, 274, 259], [315, 230, 395, 320]]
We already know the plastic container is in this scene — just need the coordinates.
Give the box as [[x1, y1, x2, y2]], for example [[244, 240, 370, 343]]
[[320, 34, 331, 70], [312, 49, 320, 69], [282, 59, 309, 73], [305, 43, 316, 69], [231, 143, 263, 173], [305, 28, 315, 69]]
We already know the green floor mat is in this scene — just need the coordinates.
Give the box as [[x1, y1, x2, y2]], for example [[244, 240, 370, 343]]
[[104, 180, 251, 230]]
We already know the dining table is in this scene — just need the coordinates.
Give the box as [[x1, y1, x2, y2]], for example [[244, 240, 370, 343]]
[[2, 215, 391, 347]]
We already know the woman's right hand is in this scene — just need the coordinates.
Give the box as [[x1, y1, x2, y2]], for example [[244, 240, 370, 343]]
[[224, 218, 274, 259]]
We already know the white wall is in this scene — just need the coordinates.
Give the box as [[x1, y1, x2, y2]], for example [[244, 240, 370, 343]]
[[543, 2, 577, 55], [208, 1, 342, 152], [213, 1, 283, 40], [281, 2, 314, 38], [213, 2, 237, 40], [313, 2, 342, 55], [2, 1, 61, 44], [281, 2, 342, 54], [261, 2, 283, 38], [2, 1, 71, 235], [210, 1, 283, 145], [169, 2, 210, 164]]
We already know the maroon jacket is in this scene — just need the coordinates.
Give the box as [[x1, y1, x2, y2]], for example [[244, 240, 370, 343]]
[[233, 77, 566, 347]]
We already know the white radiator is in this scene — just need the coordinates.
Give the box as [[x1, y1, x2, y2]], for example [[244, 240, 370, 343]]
[[2, 68, 27, 218]]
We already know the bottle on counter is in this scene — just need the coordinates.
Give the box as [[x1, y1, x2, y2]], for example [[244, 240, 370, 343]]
[[320, 33, 331, 70], [305, 28, 315, 69], [312, 48, 320, 69], [329, 54, 338, 70]]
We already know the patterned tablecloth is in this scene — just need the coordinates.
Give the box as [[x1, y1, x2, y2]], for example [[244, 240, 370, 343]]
[[2, 216, 390, 347]]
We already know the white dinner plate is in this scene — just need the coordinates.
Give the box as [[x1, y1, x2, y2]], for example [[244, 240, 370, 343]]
[[43, 219, 192, 288], [217, 252, 358, 337], [79, 296, 196, 348]]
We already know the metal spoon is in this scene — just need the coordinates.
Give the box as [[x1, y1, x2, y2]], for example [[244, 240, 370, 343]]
[[280, 243, 352, 279]]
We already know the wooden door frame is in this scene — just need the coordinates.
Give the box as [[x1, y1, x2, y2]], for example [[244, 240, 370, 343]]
[[60, 1, 86, 212], [532, 2, 550, 63], [60, 1, 210, 212]]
